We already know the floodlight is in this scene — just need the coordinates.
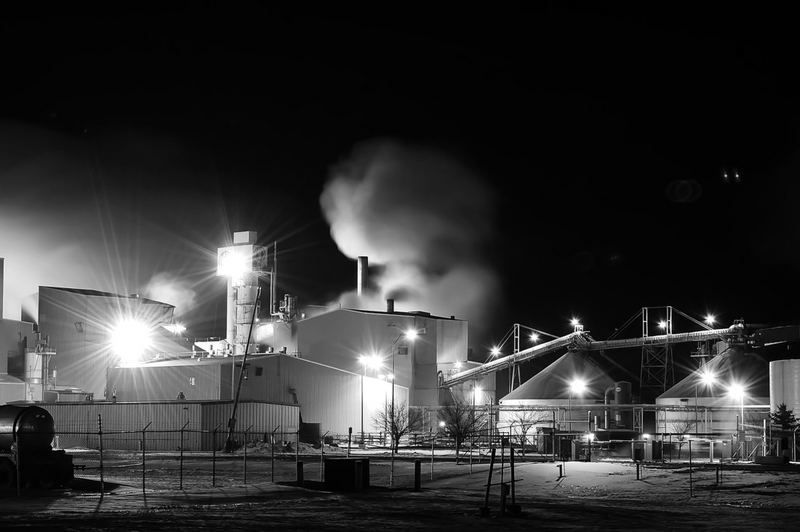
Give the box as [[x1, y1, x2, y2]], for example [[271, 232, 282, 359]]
[[698, 369, 716, 387], [727, 382, 745, 400], [569, 377, 587, 395], [163, 323, 186, 335], [110, 318, 152, 365]]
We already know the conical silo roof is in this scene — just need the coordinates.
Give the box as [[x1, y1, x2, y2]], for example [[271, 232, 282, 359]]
[[657, 347, 769, 401], [501, 350, 616, 402]]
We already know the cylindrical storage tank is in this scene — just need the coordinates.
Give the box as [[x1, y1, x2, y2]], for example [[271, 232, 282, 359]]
[[770, 359, 800, 414], [0, 405, 55, 453], [24, 349, 43, 385], [614, 381, 632, 404], [614, 381, 632, 429]]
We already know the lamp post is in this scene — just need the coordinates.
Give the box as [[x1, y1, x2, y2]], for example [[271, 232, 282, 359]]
[[694, 369, 716, 436], [387, 324, 423, 487], [728, 382, 746, 438], [358, 354, 382, 448], [568, 378, 587, 433]]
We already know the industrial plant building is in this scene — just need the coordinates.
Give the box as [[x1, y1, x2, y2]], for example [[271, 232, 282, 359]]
[[0, 232, 493, 441], [1, 231, 800, 459]]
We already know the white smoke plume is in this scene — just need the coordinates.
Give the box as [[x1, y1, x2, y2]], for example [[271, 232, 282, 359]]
[[142, 272, 197, 317], [320, 139, 501, 342]]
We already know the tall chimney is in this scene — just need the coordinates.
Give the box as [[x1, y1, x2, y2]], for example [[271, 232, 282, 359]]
[[357, 256, 368, 296], [386, 298, 394, 313]]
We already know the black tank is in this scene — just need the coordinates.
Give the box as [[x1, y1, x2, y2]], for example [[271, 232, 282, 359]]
[[0, 405, 55, 453]]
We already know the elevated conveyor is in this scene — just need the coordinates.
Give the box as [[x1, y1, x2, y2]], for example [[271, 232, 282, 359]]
[[442, 324, 743, 388]]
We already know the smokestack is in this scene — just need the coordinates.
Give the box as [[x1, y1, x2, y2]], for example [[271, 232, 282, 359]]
[[357, 256, 368, 296], [0, 257, 4, 320], [386, 298, 394, 313]]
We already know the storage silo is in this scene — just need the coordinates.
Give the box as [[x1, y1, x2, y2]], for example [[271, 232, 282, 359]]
[[499, 350, 617, 435], [769, 359, 800, 415], [656, 347, 770, 436]]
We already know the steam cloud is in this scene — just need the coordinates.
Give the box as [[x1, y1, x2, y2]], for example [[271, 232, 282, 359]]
[[320, 139, 501, 342], [142, 272, 197, 317], [0, 121, 218, 325]]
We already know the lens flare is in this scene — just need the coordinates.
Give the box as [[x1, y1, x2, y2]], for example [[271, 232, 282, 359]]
[[110, 318, 153, 365]]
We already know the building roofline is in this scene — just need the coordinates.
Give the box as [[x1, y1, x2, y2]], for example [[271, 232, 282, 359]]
[[311, 307, 463, 322], [39, 286, 174, 307]]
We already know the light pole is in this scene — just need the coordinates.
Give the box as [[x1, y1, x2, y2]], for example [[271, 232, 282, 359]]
[[387, 324, 423, 487], [728, 382, 746, 438], [568, 378, 587, 433], [358, 353, 382, 448], [694, 368, 716, 436]]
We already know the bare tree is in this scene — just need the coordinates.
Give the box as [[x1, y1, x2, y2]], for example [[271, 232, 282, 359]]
[[505, 409, 550, 456], [671, 415, 696, 459], [373, 401, 422, 452], [439, 397, 486, 462]]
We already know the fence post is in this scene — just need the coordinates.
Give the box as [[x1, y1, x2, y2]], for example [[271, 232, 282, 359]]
[[500, 437, 507, 486], [13, 429, 20, 496], [98, 413, 104, 496], [271, 426, 279, 483], [244, 425, 253, 484], [180, 420, 189, 490], [212, 423, 221, 487], [688, 439, 693, 497], [430, 428, 435, 481], [509, 436, 517, 510], [141, 421, 152, 495], [469, 435, 473, 476], [480, 446, 496, 516], [320, 431, 328, 483]]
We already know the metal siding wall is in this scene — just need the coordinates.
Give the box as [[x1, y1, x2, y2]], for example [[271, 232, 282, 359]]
[[263, 356, 409, 437], [110, 364, 221, 401], [43, 401, 298, 451], [39, 288, 176, 400], [0, 319, 35, 376]]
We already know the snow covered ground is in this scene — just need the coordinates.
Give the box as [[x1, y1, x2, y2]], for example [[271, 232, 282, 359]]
[[1, 450, 798, 530]]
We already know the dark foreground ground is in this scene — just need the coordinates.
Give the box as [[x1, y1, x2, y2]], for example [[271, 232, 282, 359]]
[[1, 452, 799, 531]]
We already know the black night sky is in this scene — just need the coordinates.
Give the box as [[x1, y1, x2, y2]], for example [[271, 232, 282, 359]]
[[1, 4, 799, 373]]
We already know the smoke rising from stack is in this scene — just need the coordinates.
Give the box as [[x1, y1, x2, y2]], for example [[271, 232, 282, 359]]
[[142, 272, 197, 317], [320, 139, 501, 340], [0, 121, 216, 323]]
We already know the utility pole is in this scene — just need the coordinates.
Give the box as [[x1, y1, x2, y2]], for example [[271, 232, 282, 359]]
[[226, 286, 261, 452]]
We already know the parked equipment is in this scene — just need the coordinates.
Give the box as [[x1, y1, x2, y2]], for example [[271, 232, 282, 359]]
[[0, 404, 73, 489]]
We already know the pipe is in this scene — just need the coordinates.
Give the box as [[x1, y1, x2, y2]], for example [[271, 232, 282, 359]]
[[604, 385, 615, 430]]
